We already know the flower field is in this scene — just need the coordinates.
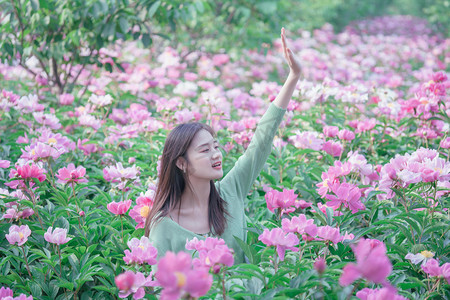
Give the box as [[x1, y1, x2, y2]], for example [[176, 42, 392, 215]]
[[0, 15, 449, 299]]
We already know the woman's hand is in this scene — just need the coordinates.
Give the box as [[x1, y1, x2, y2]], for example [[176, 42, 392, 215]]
[[281, 27, 301, 78]]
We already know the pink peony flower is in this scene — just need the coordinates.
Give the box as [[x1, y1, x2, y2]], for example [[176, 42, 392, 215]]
[[21, 142, 63, 161], [289, 130, 324, 151], [185, 237, 234, 271], [0, 286, 13, 298], [115, 270, 156, 299], [265, 188, 298, 215], [322, 140, 343, 157], [421, 258, 443, 277], [107, 199, 132, 215], [323, 126, 339, 137], [0, 160, 10, 168], [258, 228, 299, 261], [356, 286, 407, 300], [44, 227, 72, 245], [281, 214, 318, 237], [55, 163, 88, 185], [314, 257, 327, 275], [325, 182, 365, 213], [5, 225, 31, 246], [339, 238, 392, 286], [155, 251, 213, 300], [440, 137, 450, 149], [9, 163, 46, 182], [338, 129, 355, 141], [129, 191, 155, 229], [59, 94, 74, 106], [123, 236, 158, 265], [32, 112, 61, 130], [315, 226, 343, 244]]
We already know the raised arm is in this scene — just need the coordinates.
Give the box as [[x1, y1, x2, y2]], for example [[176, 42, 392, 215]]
[[218, 28, 301, 200], [273, 27, 301, 109]]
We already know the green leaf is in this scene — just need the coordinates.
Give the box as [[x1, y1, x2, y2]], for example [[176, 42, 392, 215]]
[[147, 0, 161, 18], [142, 33, 152, 47], [118, 16, 129, 33]]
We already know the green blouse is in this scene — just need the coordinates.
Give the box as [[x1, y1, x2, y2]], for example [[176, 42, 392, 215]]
[[148, 103, 286, 264]]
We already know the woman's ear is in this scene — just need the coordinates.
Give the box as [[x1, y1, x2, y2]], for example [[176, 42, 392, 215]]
[[176, 157, 186, 173]]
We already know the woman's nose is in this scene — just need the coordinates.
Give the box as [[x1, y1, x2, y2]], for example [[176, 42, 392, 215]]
[[212, 148, 221, 159]]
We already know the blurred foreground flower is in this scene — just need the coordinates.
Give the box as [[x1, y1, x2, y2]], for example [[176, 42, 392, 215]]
[[115, 271, 156, 299], [155, 251, 212, 300], [339, 238, 392, 286]]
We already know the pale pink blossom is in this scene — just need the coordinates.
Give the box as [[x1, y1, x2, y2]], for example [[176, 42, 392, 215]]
[[265, 188, 298, 215], [123, 236, 158, 265], [44, 227, 72, 245], [5, 225, 31, 246], [289, 130, 324, 151], [326, 182, 365, 213], [32, 112, 61, 129], [323, 126, 339, 137], [0, 160, 10, 168], [356, 287, 407, 300], [129, 192, 154, 229]]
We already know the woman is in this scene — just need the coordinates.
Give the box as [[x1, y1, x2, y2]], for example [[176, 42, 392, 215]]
[[145, 28, 301, 264]]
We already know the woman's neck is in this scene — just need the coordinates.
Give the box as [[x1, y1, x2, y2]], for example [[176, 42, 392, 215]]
[[180, 178, 210, 211]]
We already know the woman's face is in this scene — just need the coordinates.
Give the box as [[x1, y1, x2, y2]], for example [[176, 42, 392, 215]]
[[182, 129, 223, 181]]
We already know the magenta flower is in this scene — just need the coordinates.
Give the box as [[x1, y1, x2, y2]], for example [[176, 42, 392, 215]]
[[316, 171, 339, 198], [44, 227, 72, 245], [258, 228, 299, 261], [315, 226, 343, 244], [59, 93, 74, 106], [322, 140, 343, 157], [265, 188, 298, 215], [123, 236, 158, 265], [282, 214, 318, 237], [186, 237, 234, 271], [129, 191, 154, 229], [440, 137, 450, 149], [0, 286, 13, 298], [356, 287, 407, 300], [155, 251, 213, 300], [107, 199, 132, 215], [5, 225, 31, 246], [339, 238, 392, 286], [326, 182, 365, 213], [314, 257, 327, 275], [421, 258, 444, 277], [323, 125, 339, 137], [115, 270, 156, 299], [0, 160, 10, 168], [55, 163, 88, 185], [337, 129, 355, 141], [9, 163, 46, 182]]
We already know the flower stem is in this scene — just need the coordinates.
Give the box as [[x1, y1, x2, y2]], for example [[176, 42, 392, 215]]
[[57, 245, 63, 276], [221, 268, 227, 300], [120, 215, 124, 243], [20, 245, 32, 278]]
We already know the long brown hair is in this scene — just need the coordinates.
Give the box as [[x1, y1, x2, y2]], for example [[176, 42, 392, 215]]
[[144, 122, 229, 237]]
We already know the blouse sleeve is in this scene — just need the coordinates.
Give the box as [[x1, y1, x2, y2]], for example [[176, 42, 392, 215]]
[[218, 103, 286, 201]]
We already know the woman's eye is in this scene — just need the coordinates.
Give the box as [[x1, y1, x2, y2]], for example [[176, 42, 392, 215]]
[[202, 149, 209, 153]]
